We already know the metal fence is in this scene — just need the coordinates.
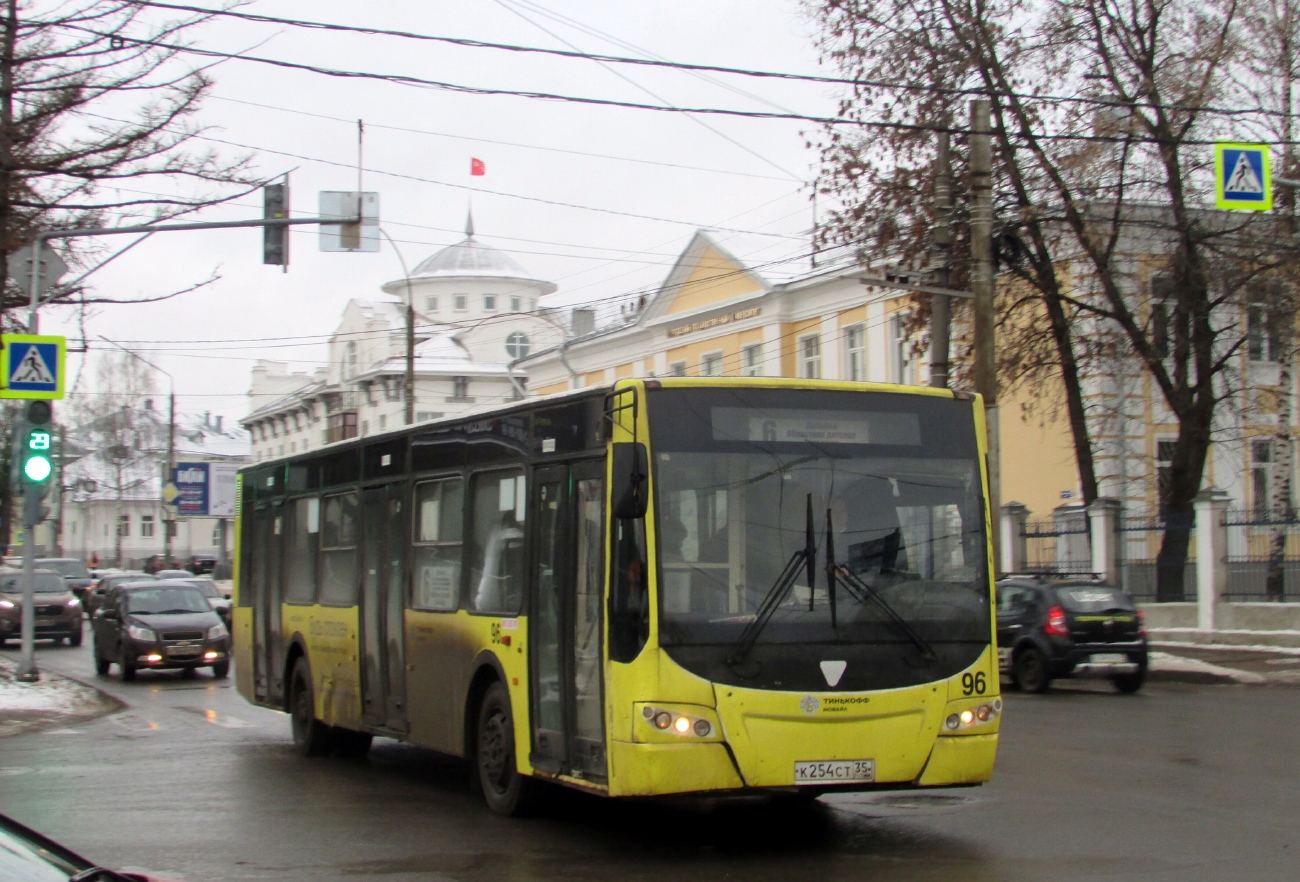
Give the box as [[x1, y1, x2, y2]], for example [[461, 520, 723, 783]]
[[1223, 510, 1300, 601], [1021, 519, 1093, 575], [1118, 516, 1196, 603]]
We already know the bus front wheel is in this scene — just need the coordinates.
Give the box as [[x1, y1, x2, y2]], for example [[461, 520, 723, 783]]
[[476, 681, 534, 816], [290, 660, 334, 757]]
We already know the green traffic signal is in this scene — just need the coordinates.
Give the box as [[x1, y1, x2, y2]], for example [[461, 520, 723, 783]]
[[22, 429, 52, 482]]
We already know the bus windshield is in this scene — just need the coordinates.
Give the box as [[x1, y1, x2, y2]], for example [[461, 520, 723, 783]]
[[647, 386, 991, 692]]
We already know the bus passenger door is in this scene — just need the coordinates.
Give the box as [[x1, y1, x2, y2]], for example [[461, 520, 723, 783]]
[[252, 503, 284, 705], [360, 484, 408, 732], [529, 461, 607, 782]]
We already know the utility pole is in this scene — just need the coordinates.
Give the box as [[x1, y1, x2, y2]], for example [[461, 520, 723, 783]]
[[929, 129, 953, 389], [970, 98, 1001, 572], [164, 387, 175, 565]]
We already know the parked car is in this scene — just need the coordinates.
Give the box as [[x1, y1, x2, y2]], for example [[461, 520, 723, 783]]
[[86, 571, 153, 616], [996, 575, 1148, 694], [0, 808, 185, 881], [186, 555, 217, 575], [92, 581, 230, 680], [0, 569, 82, 646], [155, 569, 198, 580], [180, 579, 231, 627], [35, 558, 95, 601]]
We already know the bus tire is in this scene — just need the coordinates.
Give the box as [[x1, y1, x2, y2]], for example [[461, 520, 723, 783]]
[[475, 681, 534, 816], [290, 660, 334, 757]]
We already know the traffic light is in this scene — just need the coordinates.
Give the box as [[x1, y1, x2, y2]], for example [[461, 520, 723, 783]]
[[20, 400, 52, 525], [263, 183, 289, 266]]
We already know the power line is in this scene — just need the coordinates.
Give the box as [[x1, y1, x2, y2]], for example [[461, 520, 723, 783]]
[[128, 0, 1300, 123]]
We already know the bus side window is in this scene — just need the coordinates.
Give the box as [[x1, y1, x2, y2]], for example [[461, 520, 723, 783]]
[[319, 492, 359, 606], [468, 470, 526, 614], [609, 516, 648, 663], [412, 478, 464, 611], [285, 497, 319, 604]]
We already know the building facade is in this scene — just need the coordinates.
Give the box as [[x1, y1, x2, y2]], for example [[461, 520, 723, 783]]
[[243, 218, 565, 461]]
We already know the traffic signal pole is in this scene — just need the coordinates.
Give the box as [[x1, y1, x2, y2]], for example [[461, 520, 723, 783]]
[[14, 201, 361, 680], [15, 402, 53, 681]]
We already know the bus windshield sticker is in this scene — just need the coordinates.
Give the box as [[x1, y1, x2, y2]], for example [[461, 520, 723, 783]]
[[710, 408, 921, 446]]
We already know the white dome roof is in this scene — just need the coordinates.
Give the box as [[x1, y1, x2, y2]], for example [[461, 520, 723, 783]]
[[410, 235, 533, 280]]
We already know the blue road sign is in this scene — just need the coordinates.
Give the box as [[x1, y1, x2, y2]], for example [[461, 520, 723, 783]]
[[1215, 143, 1273, 211], [1, 334, 65, 399]]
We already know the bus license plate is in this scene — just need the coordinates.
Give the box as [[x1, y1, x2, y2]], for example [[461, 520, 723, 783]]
[[794, 759, 875, 785]]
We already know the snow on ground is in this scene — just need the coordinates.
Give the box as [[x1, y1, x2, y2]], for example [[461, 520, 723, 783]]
[[0, 657, 117, 736], [1148, 652, 1268, 684]]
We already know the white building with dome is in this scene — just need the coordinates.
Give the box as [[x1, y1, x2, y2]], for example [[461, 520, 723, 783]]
[[242, 215, 567, 461]]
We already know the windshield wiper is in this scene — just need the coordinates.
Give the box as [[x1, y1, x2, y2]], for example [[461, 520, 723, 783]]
[[727, 495, 817, 668], [825, 509, 936, 663]]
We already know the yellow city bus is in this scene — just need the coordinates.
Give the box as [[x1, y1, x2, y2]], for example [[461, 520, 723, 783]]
[[233, 378, 1000, 814]]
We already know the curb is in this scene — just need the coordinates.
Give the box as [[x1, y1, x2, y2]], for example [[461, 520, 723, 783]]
[[0, 656, 124, 739]]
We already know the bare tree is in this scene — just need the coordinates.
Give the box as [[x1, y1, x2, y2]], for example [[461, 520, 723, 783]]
[[811, 0, 1300, 600], [68, 350, 158, 566], [0, 0, 258, 325]]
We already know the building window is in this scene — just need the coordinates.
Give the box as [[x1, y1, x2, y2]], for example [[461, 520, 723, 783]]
[[702, 351, 723, 377], [454, 294, 468, 312], [345, 341, 358, 379], [416, 411, 443, 423], [290, 441, 296, 452], [742, 344, 763, 377], [510, 295, 522, 312], [327, 412, 358, 444], [799, 334, 821, 379], [1253, 439, 1273, 515], [844, 324, 866, 381], [1248, 284, 1283, 362], [426, 296, 438, 312], [669, 360, 687, 377], [484, 294, 496, 312], [505, 332, 530, 359], [452, 376, 469, 400], [141, 515, 154, 538], [1150, 273, 1173, 359], [890, 315, 914, 384], [117, 515, 130, 537]]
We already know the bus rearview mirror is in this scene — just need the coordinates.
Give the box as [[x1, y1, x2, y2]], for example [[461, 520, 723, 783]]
[[611, 442, 648, 520]]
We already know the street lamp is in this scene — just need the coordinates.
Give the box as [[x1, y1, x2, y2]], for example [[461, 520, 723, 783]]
[[379, 228, 416, 426], [98, 338, 175, 566]]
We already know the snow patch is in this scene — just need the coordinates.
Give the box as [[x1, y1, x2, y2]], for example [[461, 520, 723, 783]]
[[1148, 652, 1268, 684]]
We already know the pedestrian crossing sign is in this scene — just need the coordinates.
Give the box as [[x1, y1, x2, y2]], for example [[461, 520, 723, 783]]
[[1215, 143, 1272, 211], [1, 334, 66, 399]]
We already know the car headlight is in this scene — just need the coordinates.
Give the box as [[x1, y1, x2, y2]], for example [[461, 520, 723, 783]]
[[126, 624, 157, 642], [67, 598, 80, 607], [207, 623, 228, 640], [0, 600, 13, 609]]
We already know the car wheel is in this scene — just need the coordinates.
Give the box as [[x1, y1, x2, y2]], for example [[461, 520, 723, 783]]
[[290, 660, 333, 757], [475, 681, 535, 816], [333, 728, 373, 758], [52, 636, 65, 646], [1013, 646, 1050, 694], [211, 661, 230, 679], [181, 666, 197, 679], [119, 648, 136, 682], [1113, 669, 1146, 694], [69, 627, 82, 648]]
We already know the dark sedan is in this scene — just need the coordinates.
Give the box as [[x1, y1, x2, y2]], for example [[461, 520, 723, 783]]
[[35, 557, 95, 601], [996, 576, 1147, 693], [92, 582, 230, 681], [85, 571, 152, 615], [0, 569, 83, 646]]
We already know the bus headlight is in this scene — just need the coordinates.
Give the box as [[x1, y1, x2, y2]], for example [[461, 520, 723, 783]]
[[635, 703, 723, 742], [943, 698, 1001, 733]]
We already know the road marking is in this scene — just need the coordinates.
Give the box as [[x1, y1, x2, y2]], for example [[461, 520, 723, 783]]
[[174, 706, 254, 728]]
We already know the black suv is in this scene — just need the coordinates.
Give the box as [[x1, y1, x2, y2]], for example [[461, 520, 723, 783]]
[[996, 576, 1147, 694]]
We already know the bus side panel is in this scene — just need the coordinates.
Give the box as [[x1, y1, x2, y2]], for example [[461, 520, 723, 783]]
[[232, 497, 256, 704], [405, 609, 530, 762], [283, 603, 363, 729]]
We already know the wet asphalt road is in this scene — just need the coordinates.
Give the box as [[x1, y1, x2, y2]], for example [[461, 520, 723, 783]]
[[1, 641, 1298, 882]]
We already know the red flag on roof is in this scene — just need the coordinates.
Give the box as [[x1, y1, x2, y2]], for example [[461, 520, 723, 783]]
[[471, 158, 485, 176]]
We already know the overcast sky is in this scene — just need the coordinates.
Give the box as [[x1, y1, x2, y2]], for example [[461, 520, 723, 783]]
[[44, 0, 843, 426]]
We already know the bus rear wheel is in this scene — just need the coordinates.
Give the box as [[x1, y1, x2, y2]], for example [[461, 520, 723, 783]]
[[290, 660, 334, 757], [476, 681, 534, 816]]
